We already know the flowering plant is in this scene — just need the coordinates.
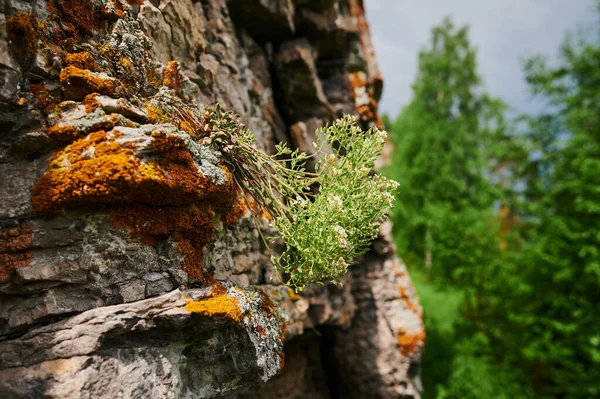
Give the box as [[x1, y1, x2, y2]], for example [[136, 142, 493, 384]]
[[205, 106, 399, 291]]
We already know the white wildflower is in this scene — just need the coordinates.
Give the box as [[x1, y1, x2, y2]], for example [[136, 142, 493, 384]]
[[328, 195, 343, 209], [333, 225, 349, 248]]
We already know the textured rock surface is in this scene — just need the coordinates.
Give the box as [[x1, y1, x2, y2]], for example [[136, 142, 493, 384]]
[[0, 0, 424, 398]]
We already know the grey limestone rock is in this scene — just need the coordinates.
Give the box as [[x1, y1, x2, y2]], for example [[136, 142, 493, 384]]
[[0, 0, 424, 398]]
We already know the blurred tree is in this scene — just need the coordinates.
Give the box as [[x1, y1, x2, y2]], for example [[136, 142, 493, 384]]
[[388, 9, 600, 399], [389, 17, 504, 288], [386, 17, 522, 398], [507, 17, 600, 397]]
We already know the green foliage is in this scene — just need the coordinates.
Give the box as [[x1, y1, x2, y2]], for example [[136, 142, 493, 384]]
[[506, 21, 600, 398], [273, 117, 398, 290], [208, 108, 398, 291], [388, 9, 600, 399], [388, 17, 506, 285], [437, 335, 531, 399], [385, 17, 522, 396], [408, 270, 462, 399]]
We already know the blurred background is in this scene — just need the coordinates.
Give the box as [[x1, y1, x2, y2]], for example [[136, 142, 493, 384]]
[[365, 0, 600, 398]]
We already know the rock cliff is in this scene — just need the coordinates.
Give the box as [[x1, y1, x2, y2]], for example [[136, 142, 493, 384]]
[[0, 0, 424, 397]]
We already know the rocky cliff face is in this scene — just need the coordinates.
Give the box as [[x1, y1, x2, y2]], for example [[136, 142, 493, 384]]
[[0, 0, 424, 398]]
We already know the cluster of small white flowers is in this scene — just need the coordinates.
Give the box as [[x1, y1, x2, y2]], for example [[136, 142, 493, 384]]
[[374, 128, 388, 144], [332, 257, 349, 274], [293, 195, 308, 208], [333, 225, 349, 248], [358, 166, 370, 176], [327, 195, 343, 209], [383, 192, 395, 206]]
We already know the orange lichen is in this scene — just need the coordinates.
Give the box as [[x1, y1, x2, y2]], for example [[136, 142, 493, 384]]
[[347, 0, 383, 128], [256, 324, 266, 336], [244, 196, 272, 221], [106, 0, 127, 19], [30, 83, 62, 111], [391, 260, 421, 314], [47, 113, 122, 142], [279, 352, 285, 370], [32, 130, 236, 212], [278, 322, 287, 342], [259, 288, 275, 317], [0, 223, 33, 283], [110, 203, 216, 284], [348, 71, 381, 127], [5, 12, 40, 65], [60, 66, 117, 100], [83, 93, 102, 113], [163, 61, 183, 92], [208, 281, 228, 296], [55, 0, 100, 36], [126, 0, 145, 6], [175, 231, 215, 284], [185, 294, 243, 322], [396, 328, 426, 356], [65, 52, 97, 71], [34, 122, 236, 283], [32, 130, 156, 211], [221, 194, 247, 225], [398, 286, 419, 312]]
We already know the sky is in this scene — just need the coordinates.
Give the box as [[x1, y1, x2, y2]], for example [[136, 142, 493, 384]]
[[364, 0, 598, 119]]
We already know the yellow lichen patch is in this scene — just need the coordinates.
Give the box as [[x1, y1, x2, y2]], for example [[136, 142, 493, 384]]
[[47, 113, 122, 142], [163, 61, 183, 92], [32, 130, 237, 212], [146, 105, 169, 124], [31, 130, 161, 212], [396, 328, 426, 356], [60, 66, 117, 100], [65, 51, 97, 71], [287, 287, 301, 302], [185, 294, 243, 322]]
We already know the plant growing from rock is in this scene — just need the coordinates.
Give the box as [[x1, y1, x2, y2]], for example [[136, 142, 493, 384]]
[[179, 103, 398, 291]]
